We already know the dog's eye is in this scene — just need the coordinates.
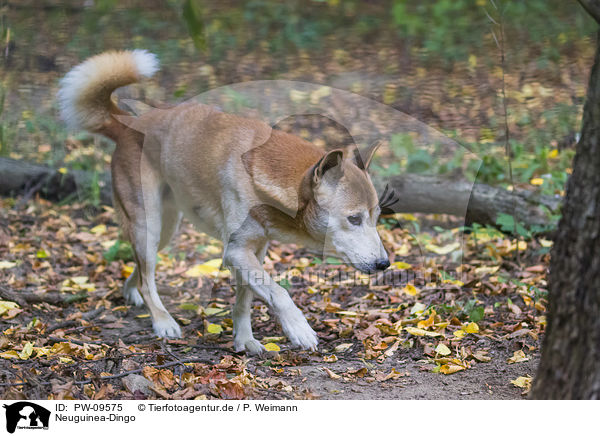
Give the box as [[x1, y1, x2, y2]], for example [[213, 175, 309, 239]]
[[347, 214, 362, 226]]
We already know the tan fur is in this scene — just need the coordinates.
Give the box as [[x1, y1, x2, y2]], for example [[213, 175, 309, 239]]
[[59, 51, 389, 353]]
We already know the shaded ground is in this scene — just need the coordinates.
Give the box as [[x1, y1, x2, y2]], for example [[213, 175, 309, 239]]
[[0, 197, 545, 400]]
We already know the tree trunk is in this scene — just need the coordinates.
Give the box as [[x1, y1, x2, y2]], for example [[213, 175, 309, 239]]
[[531, 10, 600, 398], [0, 157, 559, 230]]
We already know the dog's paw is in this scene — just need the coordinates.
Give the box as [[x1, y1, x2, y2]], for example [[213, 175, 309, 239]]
[[122, 275, 144, 306], [153, 316, 182, 338], [124, 287, 144, 306], [280, 308, 318, 351], [234, 338, 266, 356]]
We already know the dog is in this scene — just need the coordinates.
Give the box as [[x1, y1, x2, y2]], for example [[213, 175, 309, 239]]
[[58, 50, 390, 355]]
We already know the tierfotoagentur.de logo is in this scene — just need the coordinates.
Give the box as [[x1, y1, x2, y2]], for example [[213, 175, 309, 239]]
[[2, 402, 50, 434]]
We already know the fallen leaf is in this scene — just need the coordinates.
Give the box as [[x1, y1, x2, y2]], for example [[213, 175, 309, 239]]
[[18, 342, 34, 360], [404, 326, 442, 337], [440, 364, 465, 374], [464, 322, 479, 334], [334, 343, 353, 353], [185, 259, 224, 278], [530, 178, 544, 185], [206, 323, 223, 334], [322, 367, 342, 380], [0, 301, 20, 316], [402, 284, 419, 296], [323, 354, 338, 363], [391, 261, 411, 270], [264, 343, 280, 352], [425, 242, 460, 255], [511, 376, 532, 389], [435, 343, 452, 356], [508, 350, 530, 364]]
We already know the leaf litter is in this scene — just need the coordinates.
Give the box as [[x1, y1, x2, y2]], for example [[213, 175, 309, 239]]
[[0, 197, 545, 399]]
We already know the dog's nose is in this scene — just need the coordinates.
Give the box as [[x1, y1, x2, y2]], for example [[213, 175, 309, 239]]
[[375, 258, 390, 271]]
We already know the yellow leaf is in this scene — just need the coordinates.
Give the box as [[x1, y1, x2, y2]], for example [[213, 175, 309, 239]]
[[33, 347, 52, 358], [548, 149, 559, 159], [203, 245, 222, 256], [323, 354, 338, 363], [404, 327, 442, 337], [0, 350, 19, 359], [410, 302, 426, 315], [511, 376, 532, 389], [58, 167, 68, 174], [0, 261, 16, 269], [185, 259, 223, 278], [391, 261, 411, 270], [435, 343, 451, 356], [402, 284, 419, 296], [0, 301, 20, 316], [36, 249, 49, 259], [90, 224, 107, 235], [508, 350, 530, 364], [425, 242, 460, 255], [464, 322, 479, 334], [135, 313, 150, 319], [203, 307, 226, 316], [530, 177, 544, 186], [540, 239, 553, 248], [121, 265, 134, 279], [440, 364, 465, 374], [289, 89, 308, 103], [468, 54, 477, 69], [417, 310, 436, 329], [59, 356, 74, 364], [336, 310, 359, 317], [394, 244, 410, 256], [264, 343, 280, 352], [397, 213, 417, 222], [206, 323, 223, 334], [71, 276, 89, 285], [18, 342, 34, 360]]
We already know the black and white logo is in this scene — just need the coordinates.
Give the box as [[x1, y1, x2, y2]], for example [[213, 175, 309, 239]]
[[3, 402, 50, 433]]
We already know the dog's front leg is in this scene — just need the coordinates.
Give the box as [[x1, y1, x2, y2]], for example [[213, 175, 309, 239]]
[[224, 244, 318, 353]]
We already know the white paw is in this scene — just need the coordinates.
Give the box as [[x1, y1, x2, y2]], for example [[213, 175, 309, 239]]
[[234, 337, 266, 356], [123, 286, 144, 306], [153, 316, 182, 338], [279, 307, 318, 351]]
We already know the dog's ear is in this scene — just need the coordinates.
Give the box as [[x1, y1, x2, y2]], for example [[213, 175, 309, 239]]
[[313, 149, 344, 183], [352, 140, 382, 171]]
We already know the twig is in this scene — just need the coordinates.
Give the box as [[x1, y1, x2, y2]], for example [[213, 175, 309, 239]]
[[0, 286, 86, 307], [16, 174, 50, 209], [47, 336, 105, 346]]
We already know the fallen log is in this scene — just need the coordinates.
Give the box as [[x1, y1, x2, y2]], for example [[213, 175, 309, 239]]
[[0, 157, 561, 229], [384, 173, 561, 229], [0, 157, 112, 205]]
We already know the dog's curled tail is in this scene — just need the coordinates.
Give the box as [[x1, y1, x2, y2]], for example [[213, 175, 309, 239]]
[[58, 50, 158, 134]]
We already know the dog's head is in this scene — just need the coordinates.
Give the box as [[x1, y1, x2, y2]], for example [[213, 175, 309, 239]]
[[302, 142, 390, 274]]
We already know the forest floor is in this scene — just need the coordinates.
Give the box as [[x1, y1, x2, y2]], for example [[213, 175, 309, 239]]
[[0, 197, 546, 400]]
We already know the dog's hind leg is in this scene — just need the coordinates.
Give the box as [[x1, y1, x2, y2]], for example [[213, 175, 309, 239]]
[[113, 148, 181, 338], [122, 187, 182, 307], [232, 242, 268, 355]]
